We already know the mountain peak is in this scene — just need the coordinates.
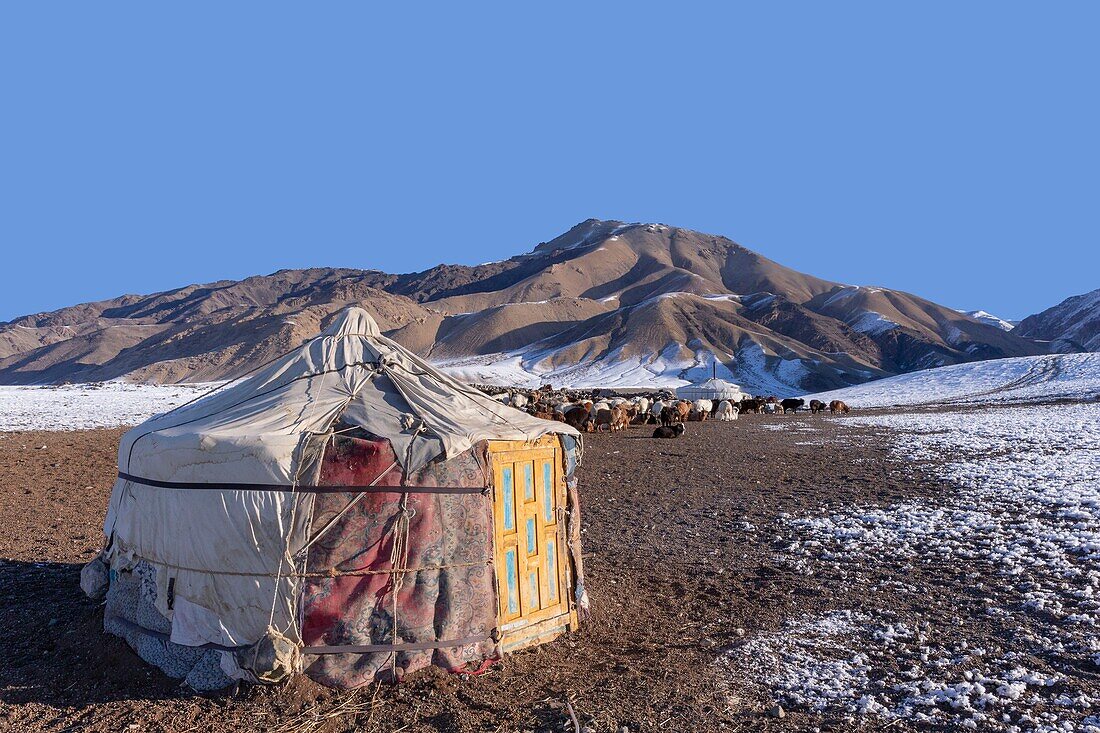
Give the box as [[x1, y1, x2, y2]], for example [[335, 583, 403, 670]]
[[956, 310, 1016, 332]]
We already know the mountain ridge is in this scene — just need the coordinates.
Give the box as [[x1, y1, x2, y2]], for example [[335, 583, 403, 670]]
[[1014, 288, 1100, 353], [0, 219, 1049, 390]]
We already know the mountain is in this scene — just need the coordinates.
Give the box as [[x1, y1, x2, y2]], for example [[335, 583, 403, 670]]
[[958, 310, 1016, 332], [0, 219, 1046, 392], [1014, 288, 1100, 352]]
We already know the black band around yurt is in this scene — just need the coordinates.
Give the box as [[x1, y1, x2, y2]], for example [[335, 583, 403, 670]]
[[117, 472, 485, 495]]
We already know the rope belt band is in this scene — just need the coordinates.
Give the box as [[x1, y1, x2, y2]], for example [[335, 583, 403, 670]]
[[303, 635, 490, 654], [118, 472, 485, 495], [131, 555, 492, 578]]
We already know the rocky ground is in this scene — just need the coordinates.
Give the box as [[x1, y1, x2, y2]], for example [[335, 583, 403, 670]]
[[1, 407, 1097, 732]]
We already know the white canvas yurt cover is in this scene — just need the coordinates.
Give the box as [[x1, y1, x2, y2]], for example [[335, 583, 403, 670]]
[[81, 307, 584, 690], [674, 377, 746, 402]]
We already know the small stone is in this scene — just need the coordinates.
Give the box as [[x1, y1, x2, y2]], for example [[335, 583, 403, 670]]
[[768, 704, 785, 718]]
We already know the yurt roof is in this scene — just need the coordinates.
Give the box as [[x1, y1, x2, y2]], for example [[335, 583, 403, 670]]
[[675, 377, 745, 399], [119, 307, 578, 484]]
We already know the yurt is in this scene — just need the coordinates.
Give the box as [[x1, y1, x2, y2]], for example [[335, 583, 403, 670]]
[[674, 377, 746, 403], [81, 307, 587, 690]]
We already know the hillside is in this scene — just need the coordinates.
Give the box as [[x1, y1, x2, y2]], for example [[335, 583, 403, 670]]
[[0, 219, 1046, 390], [805, 352, 1100, 408], [1014, 288, 1100, 353]]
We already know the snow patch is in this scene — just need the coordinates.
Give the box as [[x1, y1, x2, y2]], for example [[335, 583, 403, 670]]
[[0, 382, 216, 431], [746, 403, 1100, 729], [849, 311, 900, 336], [959, 309, 1017, 332], [806, 353, 1100, 408]]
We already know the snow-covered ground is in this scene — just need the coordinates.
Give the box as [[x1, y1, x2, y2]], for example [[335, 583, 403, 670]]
[[806, 353, 1100, 409], [0, 382, 214, 431], [724, 403, 1100, 731]]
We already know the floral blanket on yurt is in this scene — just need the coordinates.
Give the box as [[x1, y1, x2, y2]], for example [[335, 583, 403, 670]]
[[301, 430, 498, 686]]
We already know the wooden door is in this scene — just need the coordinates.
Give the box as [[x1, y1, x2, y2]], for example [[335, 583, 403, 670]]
[[489, 436, 576, 651]]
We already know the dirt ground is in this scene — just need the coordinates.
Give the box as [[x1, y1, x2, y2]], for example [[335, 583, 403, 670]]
[[0, 413, 964, 732]]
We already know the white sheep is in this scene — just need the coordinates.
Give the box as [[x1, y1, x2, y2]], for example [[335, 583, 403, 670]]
[[716, 400, 738, 421], [692, 399, 713, 415]]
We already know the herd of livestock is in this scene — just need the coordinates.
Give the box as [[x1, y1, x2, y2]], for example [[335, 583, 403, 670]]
[[482, 386, 851, 438]]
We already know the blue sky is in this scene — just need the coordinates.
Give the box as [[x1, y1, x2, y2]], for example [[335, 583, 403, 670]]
[[1, 3, 1096, 322]]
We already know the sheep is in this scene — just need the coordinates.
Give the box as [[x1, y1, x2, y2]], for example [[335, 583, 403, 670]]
[[739, 397, 764, 414], [610, 405, 630, 431], [781, 398, 805, 414], [650, 400, 666, 424], [809, 399, 826, 414], [510, 392, 529, 410], [716, 400, 738, 421], [674, 400, 692, 422], [563, 406, 591, 431], [652, 423, 686, 439], [829, 400, 851, 414], [593, 407, 614, 431]]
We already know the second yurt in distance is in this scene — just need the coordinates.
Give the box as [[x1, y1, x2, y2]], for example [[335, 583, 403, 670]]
[[674, 376, 746, 403]]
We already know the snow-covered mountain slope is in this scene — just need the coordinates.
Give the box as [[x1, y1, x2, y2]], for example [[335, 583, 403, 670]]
[[1015, 288, 1100, 352], [0, 219, 1044, 388], [958, 309, 1016, 331], [804, 353, 1100, 408]]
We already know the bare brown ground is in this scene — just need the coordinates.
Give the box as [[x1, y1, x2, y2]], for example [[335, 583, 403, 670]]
[[0, 414, 933, 732]]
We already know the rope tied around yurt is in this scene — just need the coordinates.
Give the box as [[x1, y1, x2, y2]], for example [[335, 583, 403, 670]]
[[385, 416, 426, 677], [387, 495, 414, 678], [254, 364, 336, 676]]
